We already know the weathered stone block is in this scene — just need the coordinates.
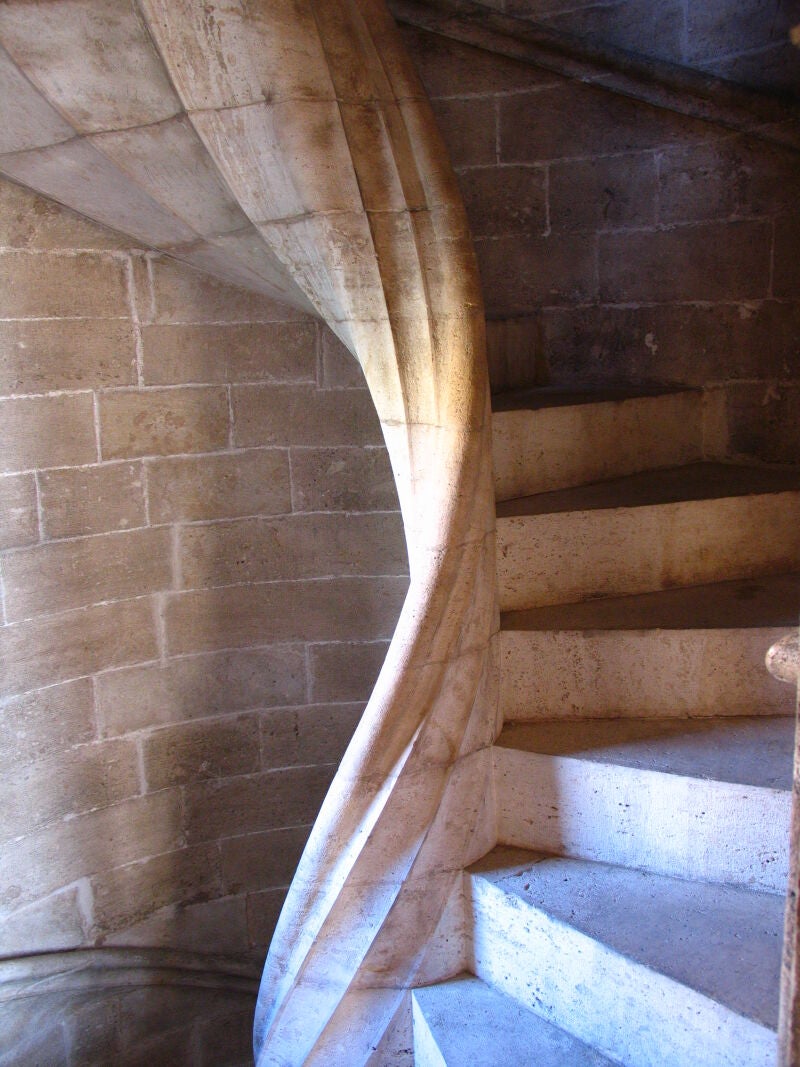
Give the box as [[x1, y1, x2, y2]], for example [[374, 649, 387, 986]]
[[598, 220, 771, 303], [146, 448, 290, 524], [142, 714, 261, 790], [476, 233, 597, 312], [99, 386, 230, 459], [459, 165, 547, 239], [149, 255, 294, 324], [105, 894, 250, 956], [178, 512, 408, 589], [429, 96, 496, 167], [289, 445, 397, 513], [2, 526, 172, 621], [96, 645, 306, 736], [183, 766, 335, 844], [549, 153, 657, 233], [141, 321, 317, 385], [259, 703, 364, 769], [38, 462, 146, 539], [0, 250, 129, 318], [220, 825, 310, 895], [0, 884, 87, 955], [232, 382, 383, 448], [309, 641, 389, 703], [0, 393, 96, 473], [0, 319, 136, 394], [90, 843, 222, 935], [246, 887, 288, 950], [0, 471, 38, 549], [320, 326, 366, 388], [165, 577, 407, 654], [0, 678, 94, 773], [0, 177, 129, 250], [0, 598, 158, 700], [723, 382, 800, 466], [773, 214, 800, 301]]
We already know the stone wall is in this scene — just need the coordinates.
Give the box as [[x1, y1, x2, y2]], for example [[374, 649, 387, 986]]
[[0, 178, 407, 1064], [471, 0, 800, 97], [403, 25, 800, 466]]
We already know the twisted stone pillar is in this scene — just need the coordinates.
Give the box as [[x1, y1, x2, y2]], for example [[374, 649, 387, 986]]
[[135, 2, 499, 1061]]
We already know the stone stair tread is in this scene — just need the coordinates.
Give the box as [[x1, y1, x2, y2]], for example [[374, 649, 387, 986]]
[[412, 975, 618, 1066], [491, 383, 695, 413], [501, 573, 800, 631], [496, 715, 793, 791], [469, 847, 784, 1030], [496, 461, 800, 518]]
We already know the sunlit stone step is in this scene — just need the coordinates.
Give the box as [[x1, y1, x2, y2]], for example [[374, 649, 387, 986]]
[[411, 975, 616, 1066], [500, 574, 800, 719], [496, 463, 800, 611], [494, 716, 792, 891], [491, 386, 703, 502], [468, 849, 782, 1067]]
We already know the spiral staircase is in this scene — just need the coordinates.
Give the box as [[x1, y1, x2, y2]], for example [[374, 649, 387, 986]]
[[410, 385, 800, 1066]]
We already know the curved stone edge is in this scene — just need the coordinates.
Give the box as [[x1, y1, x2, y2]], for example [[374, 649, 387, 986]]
[[768, 633, 800, 685]]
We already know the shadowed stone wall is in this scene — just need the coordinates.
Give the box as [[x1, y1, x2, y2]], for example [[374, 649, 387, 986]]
[[402, 24, 800, 466], [0, 177, 407, 1064]]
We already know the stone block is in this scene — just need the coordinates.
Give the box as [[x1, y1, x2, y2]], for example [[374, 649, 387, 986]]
[[2, 526, 172, 621], [658, 139, 800, 225], [0, 176, 129, 250], [598, 220, 771, 303], [220, 825, 310, 895], [65, 995, 122, 1067], [309, 641, 389, 703], [0, 995, 70, 1066], [773, 214, 800, 301], [1, 789, 182, 909], [246, 887, 288, 949], [723, 382, 800, 466], [0, 250, 129, 318], [232, 382, 383, 447], [0, 393, 96, 473], [259, 703, 364, 770], [485, 316, 543, 393], [183, 765, 335, 844], [459, 165, 547, 240], [0, 884, 87, 955], [549, 153, 657, 233], [0, 597, 158, 700], [402, 25, 553, 97], [96, 645, 306, 736], [500, 82, 708, 163], [142, 714, 261, 791], [290, 445, 397, 513], [0, 738, 140, 844], [0, 678, 94, 774], [320, 326, 366, 388], [99, 386, 230, 459], [141, 321, 317, 385], [146, 448, 291, 523], [149, 255, 294, 324], [707, 41, 800, 96], [476, 233, 597, 312], [105, 894, 250, 957], [0, 318, 136, 393], [0, 471, 38, 549], [429, 96, 496, 167], [532, 0, 685, 60], [178, 512, 408, 589], [685, 0, 795, 62], [90, 843, 222, 936], [165, 576, 408, 654], [38, 462, 146, 539], [197, 1005, 256, 1067]]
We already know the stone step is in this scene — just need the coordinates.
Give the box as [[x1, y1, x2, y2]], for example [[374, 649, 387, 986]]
[[493, 716, 792, 891], [500, 574, 800, 719], [496, 462, 800, 611], [411, 974, 617, 1066], [468, 848, 782, 1067], [491, 386, 703, 502]]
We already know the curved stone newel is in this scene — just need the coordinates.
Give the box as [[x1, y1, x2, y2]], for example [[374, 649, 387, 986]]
[[134, 1, 499, 1061]]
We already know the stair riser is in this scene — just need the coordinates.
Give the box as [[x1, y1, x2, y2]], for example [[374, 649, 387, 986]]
[[500, 627, 794, 718], [493, 748, 790, 892], [497, 492, 800, 611], [411, 1000, 448, 1067], [468, 875, 776, 1067], [492, 392, 703, 501]]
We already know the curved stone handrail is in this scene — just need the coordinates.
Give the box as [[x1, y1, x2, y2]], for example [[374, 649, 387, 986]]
[[768, 633, 800, 686], [0, 2, 499, 1062]]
